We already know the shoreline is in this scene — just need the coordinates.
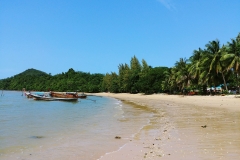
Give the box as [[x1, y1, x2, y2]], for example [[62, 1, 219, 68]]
[[92, 93, 240, 160]]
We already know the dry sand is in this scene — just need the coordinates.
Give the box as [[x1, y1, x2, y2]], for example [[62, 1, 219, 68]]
[[91, 93, 240, 160]]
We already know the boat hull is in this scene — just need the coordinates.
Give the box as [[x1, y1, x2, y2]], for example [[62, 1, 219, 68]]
[[77, 95, 87, 99], [31, 94, 78, 102], [49, 92, 78, 98], [25, 92, 33, 98], [50, 91, 87, 99]]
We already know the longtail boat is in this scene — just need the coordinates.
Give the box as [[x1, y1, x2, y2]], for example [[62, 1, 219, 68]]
[[25, 92, 33, 98], [25, 92, 45, 98], [49, 91, 78, 98], [31, 94, 78, 102], [77, 92, 87, 99], [50, 91, 87, 99]]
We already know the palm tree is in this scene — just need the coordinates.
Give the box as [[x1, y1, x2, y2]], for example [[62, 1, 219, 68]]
[[188, 48, 204, 86], [167, 67, 179, 93], [210, 46, 228, 91], [223, 33, 240, 93], [161, 69, 171, 93], [205, 40, 228, 91], [173, 58, 191, 92]]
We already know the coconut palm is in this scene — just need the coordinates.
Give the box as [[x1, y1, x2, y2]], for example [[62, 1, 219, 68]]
[[188, 48, 204, 86], [167, 67, 179, 93], [173, 58, 191, 91], [198, 46, 215, 91], [210, 46, 228, 90], [222, 33, 240, 93], [204, 40, 228, 91], [161, 70, 171, 92]]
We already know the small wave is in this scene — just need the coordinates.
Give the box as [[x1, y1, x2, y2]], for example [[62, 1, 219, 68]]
[[131, 118, 151, 138], [97, 143, 128, 160], [114, 100, 122, 104]]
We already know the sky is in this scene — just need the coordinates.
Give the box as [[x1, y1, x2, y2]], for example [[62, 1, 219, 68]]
[[0, 0, 240, 79]]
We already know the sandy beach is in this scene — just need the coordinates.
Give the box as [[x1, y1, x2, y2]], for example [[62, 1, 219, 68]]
[[92, 93, 240, 160]]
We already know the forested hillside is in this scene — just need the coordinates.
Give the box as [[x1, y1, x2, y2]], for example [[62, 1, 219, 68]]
[[0, 63, 169, 94], [0, 68, 104, 92]]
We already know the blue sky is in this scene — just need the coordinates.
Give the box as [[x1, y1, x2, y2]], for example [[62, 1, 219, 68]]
[[0, 0, 240, 79]]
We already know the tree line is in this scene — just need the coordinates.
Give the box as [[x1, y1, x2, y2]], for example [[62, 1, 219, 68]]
[[101, 33, 240, 94], [101, 56, 168, 94], [165, 33, 240, 94], [0, 33, 239, 94]]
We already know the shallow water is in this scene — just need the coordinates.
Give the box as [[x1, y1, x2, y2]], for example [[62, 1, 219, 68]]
[[0, 91, 153, 160]]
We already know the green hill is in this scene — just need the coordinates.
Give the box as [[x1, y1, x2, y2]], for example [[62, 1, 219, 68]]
[[17, 68, 48, 76], [0, 68, 104, 92], [0, 68, 51, 91]]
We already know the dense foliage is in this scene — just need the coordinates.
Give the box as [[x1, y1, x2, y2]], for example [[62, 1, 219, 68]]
[[101, 56, 169, 94], [101, 33, 240, 94], [164, 33, 240, 94], [0, 68, 104, 93], [1, 33, 239, 94]]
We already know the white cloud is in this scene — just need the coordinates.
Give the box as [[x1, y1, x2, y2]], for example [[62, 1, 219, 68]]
[[157, 0, 176, 11]]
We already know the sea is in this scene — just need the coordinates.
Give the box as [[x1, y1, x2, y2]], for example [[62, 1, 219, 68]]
[[0, 91, 153, 160]]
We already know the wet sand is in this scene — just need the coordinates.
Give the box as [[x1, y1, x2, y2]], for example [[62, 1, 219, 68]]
[[92, 93, 240, 160]]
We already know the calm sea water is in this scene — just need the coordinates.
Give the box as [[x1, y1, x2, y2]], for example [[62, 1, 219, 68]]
[[0, 91, 153, 160]]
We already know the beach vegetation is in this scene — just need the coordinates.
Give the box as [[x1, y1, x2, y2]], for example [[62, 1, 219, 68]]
[[0, 33, 239, 95], [101, 33, 240, 95]]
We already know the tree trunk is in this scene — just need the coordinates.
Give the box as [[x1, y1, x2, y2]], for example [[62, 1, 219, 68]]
[[214, 84, 216, 95], [237, 73, 240, 94], [221, 72, 228, 91]]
